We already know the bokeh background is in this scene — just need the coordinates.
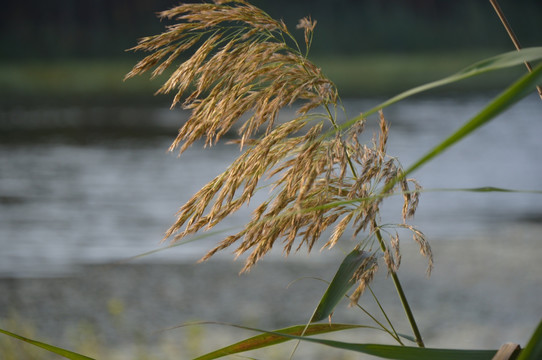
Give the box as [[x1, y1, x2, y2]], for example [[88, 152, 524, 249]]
[[2, 0, 541, 59], [1, 1, 541, 359], [1, 0, 541, 106]]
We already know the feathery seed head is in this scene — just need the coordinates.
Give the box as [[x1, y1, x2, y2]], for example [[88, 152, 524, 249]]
[[128, 1, 427, 275], [350, 255, 379, 305]]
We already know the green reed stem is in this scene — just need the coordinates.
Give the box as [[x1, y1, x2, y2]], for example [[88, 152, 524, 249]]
[[324, 102, 424, 347], [367, 285, 403, 345], [353, 300, 403, 345], [372, 220, 425, 348]]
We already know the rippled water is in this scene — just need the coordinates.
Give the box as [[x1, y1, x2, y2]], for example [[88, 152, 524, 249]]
[[1, 94, 541, 277]]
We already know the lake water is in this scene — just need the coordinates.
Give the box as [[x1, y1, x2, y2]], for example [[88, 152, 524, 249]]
[[1, 93, 541, 277]]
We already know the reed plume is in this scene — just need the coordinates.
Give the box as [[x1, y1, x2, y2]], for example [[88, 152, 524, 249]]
[[127, 0, 431, 298]]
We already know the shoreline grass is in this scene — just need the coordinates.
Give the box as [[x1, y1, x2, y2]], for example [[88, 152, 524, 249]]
[[0, 50, 525, 107]]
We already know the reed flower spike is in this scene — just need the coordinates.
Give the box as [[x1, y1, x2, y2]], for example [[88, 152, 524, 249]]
[[126, 0, 432, 286]]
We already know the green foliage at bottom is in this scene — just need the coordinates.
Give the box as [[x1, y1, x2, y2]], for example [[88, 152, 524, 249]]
[[0, 328, 95, 360]]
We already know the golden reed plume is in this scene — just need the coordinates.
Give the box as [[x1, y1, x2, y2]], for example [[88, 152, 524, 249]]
[[127, 0, 431, 301]]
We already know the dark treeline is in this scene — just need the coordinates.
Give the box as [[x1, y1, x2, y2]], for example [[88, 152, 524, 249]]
[[1, 0, 540, 60]]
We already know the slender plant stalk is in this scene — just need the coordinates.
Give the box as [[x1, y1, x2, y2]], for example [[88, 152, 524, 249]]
[[322, 79, 424, 348], [489, 0, 542, 99], [327, 106, 424, 347], [373, 220, 425, 348], [355, 303, 403, 345], [366, 286, 404, 345]]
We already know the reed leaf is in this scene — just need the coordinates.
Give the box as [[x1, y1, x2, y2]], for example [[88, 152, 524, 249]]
[[338, 47, 542, 131], [434, 186, 533, 193], [123, 227, 237, 262], [382, 63, 542, 193], [295, 186, 542, 216], [310, 248, 369, 322], [191, 323, 498, 360], [192, 323, 363, 360], [0, 328, 95, 360], [285, 340, 497, 360], [516, 319, 542, 360]]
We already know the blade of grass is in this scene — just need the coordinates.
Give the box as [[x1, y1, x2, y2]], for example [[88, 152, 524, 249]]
[[288, 248, 371, 359], [382, 63, 542, 193], [310, 248, 369, 322], [290, 277, 411, 344], [287, 340, 497, 360], [332, 47, 542, 135], [294, 186, 542, 215], [189, 323, 364, 360], [120, 227, 238, 263], [516, 319, 542, 360], [189, 323, 498, 360], [0, 328, 95, 360], [434, 186, 539, 193]]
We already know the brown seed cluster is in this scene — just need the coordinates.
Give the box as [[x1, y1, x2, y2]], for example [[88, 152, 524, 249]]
[[127, 0, 431, 298], [125, 0, 336, 152]]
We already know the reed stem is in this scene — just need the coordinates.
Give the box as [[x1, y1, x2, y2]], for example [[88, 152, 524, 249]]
[[489, 0, 542, 99], [327, 106, 424, 347], [373, 220, 425, 348]]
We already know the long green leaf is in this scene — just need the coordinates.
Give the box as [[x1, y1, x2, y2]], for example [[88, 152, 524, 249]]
[[284, 338, 497, 360], [293, 186, 542, 216], [310, 248, 369, 322], [338, 47, 542, 130], [192, 323, 363, 360], [0, 328, 95, 360], [517, 319, 542, 360], [429, 186, 542, 194], [192, 323, 497, 360], [382, 63, 542, 193]]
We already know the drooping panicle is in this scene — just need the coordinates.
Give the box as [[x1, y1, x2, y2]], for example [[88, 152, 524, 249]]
[[127, 1, 429, 279]]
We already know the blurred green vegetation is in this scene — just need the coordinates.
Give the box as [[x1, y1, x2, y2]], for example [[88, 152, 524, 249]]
[[0, 0, 538, 106], [0, 51, 529, 107], [313, 51, 527, 97], [1, 0, 541, 60], [0, 60, 166, 107]]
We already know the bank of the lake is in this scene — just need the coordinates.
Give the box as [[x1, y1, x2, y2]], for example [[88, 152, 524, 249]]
[[1, 228, 541, 359], [0, 50, 527, 107]]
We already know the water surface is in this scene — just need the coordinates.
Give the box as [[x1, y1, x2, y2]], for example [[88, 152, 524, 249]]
[[1, 94, 541, 277]]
